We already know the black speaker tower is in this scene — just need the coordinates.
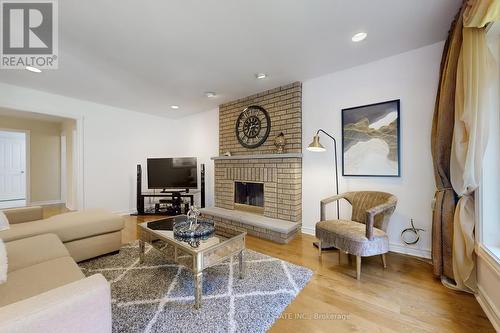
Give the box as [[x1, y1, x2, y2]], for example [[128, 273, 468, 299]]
[[136, 164, 144, 214], [200, 163, 206, 208]]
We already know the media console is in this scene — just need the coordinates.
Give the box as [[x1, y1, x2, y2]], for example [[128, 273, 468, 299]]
[[134, 164, 205, 216]]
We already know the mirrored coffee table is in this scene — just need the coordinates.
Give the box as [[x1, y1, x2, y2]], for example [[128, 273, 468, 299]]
[[138, 215, 246, 309]]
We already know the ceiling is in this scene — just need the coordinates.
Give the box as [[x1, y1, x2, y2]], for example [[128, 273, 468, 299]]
[[0, 0, 461, 118]]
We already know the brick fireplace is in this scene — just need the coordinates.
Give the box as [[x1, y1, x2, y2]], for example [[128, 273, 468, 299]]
[[214, 157, 302, 222], [201, 82, 302, 243]]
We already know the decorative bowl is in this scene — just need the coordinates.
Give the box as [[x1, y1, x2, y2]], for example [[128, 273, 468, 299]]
[[173, 217, 215, 248]]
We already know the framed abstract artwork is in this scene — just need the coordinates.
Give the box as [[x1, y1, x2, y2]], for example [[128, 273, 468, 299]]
[[341, 99, 401, 177]]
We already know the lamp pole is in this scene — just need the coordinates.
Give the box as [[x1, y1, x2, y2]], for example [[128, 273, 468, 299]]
[[315, 129, 340, 219]]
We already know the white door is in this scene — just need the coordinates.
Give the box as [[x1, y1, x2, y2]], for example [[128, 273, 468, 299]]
[[0, 131, 26, 201]]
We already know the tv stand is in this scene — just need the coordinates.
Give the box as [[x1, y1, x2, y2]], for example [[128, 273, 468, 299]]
[[135, 191, 197, 215], [135, 164, 205, 216]]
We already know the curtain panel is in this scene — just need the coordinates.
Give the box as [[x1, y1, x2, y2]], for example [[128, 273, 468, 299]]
[[431, 7, 464, 280], [450, 0, 500, 292]]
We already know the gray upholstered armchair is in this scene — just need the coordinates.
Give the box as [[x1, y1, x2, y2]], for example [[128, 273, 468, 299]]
[[315, 191, 397, 280]]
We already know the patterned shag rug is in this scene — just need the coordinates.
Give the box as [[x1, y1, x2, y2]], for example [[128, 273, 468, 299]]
[[79, 240, 312, 333]]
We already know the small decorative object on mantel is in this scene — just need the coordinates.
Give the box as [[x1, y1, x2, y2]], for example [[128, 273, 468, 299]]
[[274, 132, 286, 153], [223, 151, 232, 156]]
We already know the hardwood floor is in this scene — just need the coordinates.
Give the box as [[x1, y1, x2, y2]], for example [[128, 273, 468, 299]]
[[43, 205, 494, 332]]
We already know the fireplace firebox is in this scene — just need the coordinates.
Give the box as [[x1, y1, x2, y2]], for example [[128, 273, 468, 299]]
[[234, 181, 264, 214]]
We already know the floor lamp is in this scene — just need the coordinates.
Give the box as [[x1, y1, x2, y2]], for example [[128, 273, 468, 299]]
[[307, 129, 340, 250]]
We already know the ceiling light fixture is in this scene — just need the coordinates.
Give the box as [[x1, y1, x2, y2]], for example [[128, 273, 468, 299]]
[[205, 92, 217, 98], [26, 66, 42, 73], [170, 105, 180, 109], [255, 73, 267, 79], [351, 32, 367, 42]]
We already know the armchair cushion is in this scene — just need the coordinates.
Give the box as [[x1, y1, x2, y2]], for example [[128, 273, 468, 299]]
[[316, 219, 389, 256]]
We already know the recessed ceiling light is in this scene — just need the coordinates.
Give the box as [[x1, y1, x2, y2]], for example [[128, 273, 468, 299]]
[[170, 105, 180, 109], [205, 92, 217, 98], [26, 66, 42, 73], [351, 32, 367, 42], [255, 73, 267, 79]]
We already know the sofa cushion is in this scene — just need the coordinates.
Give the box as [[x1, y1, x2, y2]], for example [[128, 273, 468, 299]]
[[2, 206, 43, 225], [0, 256, 84, 307], [316, 219, 389, 257], [5, 234, 70, 273], [0, 209, 124, 243]]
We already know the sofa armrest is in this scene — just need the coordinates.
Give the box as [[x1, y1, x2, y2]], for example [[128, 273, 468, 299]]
[[0, 274, 111, 333], [2, 206, 43, 224]]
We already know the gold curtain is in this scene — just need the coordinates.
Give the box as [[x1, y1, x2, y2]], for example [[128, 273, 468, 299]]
[[431, 7, 464, 281], [450, 0, 500, 292]]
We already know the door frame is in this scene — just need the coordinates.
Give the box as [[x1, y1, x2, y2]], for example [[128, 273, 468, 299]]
[[0, 107, 84, 210], [0, 127, 30, 205]]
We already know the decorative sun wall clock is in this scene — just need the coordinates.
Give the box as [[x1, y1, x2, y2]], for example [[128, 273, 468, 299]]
[[235, 105, 271, 148]]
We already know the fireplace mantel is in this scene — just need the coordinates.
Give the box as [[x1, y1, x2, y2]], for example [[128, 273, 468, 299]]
[[211, 153, 302, 160]]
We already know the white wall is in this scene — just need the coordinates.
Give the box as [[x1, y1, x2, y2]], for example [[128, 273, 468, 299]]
[[180, 108, 219, 208], [0, 83, 183, 214], [301, 42, 444, 258]]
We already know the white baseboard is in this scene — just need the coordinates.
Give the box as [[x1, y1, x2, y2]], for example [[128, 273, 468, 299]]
[[301, 226, 315, 235], [389, 242, 431, 259], [477, 285, 500, 332], [300, 226, 431, 259], [30, 199, 64, 206]]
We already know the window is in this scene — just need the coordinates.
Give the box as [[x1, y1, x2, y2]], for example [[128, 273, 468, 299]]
[[480, 24, 500, 260]]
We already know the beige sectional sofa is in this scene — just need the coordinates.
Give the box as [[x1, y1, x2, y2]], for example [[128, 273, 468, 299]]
[[1, 206, 124, 262], [0, 207, 126, 332], [0, 234, 111, 332]]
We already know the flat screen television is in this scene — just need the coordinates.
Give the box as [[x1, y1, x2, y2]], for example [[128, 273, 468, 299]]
[[147, 157, 198, 190]]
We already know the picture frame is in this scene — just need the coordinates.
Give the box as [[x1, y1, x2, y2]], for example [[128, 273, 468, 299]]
[[341, 99, 401, 177]]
